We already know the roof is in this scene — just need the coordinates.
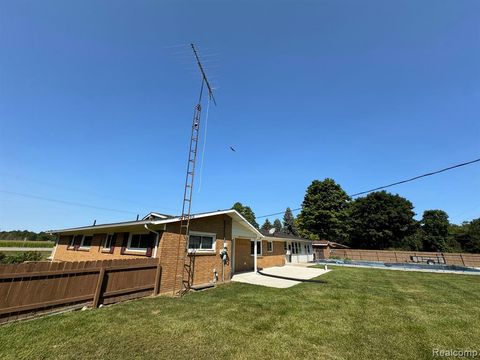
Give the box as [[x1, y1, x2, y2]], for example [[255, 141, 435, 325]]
[[259, 229, 312, 242], [48, 209, 263, 238], [142, 212, 175, 220], [312, 240, 349, 249]]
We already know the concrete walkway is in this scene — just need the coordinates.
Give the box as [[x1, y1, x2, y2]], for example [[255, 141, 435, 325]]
[[231, 265, 330, 288]]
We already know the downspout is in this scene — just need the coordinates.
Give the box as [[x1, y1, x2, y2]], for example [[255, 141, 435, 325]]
[[254, 238, 258, 273], [144, 224, 160, 258]]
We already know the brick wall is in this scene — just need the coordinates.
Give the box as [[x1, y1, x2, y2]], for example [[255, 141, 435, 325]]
[[234, 239, 286, 272], [54, 232, 150, 262]]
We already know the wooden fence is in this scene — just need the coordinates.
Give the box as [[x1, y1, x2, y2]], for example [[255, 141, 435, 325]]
[[0, 258, 162, 324], [328, 248, 480, 268]]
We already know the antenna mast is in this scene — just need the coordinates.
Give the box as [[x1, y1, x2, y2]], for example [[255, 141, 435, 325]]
[[173, 43, 216, 296]]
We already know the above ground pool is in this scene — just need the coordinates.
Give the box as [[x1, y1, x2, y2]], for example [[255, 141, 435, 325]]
[[316, 259, 480, 274]]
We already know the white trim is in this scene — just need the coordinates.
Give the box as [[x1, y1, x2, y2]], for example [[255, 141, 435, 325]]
[[79, 235, 93, 250], [127, 233, 151, 252], [267, 240, 273, 252], [250, 239, 262, 256], [188, 231, 216, 253], [102, 233, 114, 250]]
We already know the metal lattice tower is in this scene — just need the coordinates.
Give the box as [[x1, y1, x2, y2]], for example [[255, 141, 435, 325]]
[[172, 44, 216, 296]]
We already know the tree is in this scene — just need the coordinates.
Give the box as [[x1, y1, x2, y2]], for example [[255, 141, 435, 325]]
[[261, 219, 273, 231], [348, 191, 416, 249], [273, 219, 283, 233], [419, 210, 450, 252], [232, 202, 259, 229], [297, 179, 350, 241], [450, 218, 480, 253], [282, 207, 298, 236]]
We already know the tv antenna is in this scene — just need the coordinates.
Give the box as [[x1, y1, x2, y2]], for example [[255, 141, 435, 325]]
[[173, 43, 217, 296]]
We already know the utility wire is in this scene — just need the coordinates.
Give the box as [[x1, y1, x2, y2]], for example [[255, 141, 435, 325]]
[[256, 157, 480, 219], [0, 190, 138, 215]]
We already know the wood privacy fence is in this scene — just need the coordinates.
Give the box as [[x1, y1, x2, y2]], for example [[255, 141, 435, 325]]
[[329, 249, 480, 268], [0, 258, 162, 324]]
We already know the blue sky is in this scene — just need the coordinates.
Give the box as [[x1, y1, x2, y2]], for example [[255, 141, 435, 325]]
[[1, 0, 479, 232]]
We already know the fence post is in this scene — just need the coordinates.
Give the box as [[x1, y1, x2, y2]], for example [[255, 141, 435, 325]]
[[93, 267, 106, 308], [153, 263, 162, 296]]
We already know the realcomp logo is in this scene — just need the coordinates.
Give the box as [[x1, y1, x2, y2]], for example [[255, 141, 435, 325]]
[[433, 349, 479, 358]]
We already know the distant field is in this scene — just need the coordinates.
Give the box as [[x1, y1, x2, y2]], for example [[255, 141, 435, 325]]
[[0, 240, 55, 248]]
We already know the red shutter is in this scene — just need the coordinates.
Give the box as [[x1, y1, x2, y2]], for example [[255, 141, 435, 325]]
[[145, 233, 155, 257], [120, 232, 129, 255], [109, 233, 117, 254]]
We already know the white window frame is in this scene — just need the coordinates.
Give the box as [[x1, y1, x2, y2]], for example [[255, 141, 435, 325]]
[[127, 233, 151, 253], [267, 241, 273, 253], [79, 235, 93, 250], [68, 235, 80, 249], [103, 233, 114, 250], [188, 231, 216, 253], [250, 239, 262, 256]]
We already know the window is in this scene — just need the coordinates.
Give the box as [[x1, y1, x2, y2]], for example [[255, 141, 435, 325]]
[[267, 241, 273, 252], [68, 235, 82, 249], [188, 232, 215, 251], [79, 235, 93, 249], [103, 233, 114, 249], [128, 233, 155, 251], [250, 240, 262, 255]]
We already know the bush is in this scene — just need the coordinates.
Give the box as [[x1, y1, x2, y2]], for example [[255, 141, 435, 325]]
[[0, 252, 43, 264]]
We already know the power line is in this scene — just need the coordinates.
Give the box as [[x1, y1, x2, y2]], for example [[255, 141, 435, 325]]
[[256, 157, 480, 219], [0, 190, 138, 215]]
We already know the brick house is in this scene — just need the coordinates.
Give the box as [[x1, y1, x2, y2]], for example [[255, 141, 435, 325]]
[[49, 209, 298, 295]]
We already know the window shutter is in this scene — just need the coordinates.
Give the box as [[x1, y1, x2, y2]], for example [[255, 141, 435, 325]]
[[120, 232, 129, 255], [109, 233, 117, 254], [145, 233, 155, 257]]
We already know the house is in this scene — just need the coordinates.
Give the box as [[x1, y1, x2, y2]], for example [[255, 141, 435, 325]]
[[49, 209, 309, 295], [312, 240, 350, 260], [259, 230, 314, 264]]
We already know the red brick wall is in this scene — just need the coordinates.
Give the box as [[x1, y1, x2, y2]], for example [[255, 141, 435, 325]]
[[234, 239, 286, 272]]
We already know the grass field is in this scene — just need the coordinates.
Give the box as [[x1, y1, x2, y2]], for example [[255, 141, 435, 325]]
[[0, 267, 479, 360], [0, 240, 55, 248]]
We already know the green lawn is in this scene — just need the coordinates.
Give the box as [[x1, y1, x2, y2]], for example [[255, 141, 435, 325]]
[[1, 267, 479, 360]]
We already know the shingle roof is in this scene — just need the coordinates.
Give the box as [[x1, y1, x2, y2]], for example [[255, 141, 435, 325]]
[[259, 229, 310, 241]]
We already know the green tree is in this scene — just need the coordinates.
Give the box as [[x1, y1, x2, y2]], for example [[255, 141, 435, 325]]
[[232, 202, 259, 229], [450, 218, 480, 253], [419, 210, 450, 252], [282, 207, 298, 236], [297, 179, 350, 241], [273, 219, 283, 233], [348, 191, 416, 249], [261, 219, 273, 231]]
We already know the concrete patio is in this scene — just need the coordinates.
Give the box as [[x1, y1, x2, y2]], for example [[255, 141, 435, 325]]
[[231, 265, 330, 288]]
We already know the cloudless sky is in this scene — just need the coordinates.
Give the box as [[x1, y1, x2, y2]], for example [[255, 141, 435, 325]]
[[1, 0, 479, 232]]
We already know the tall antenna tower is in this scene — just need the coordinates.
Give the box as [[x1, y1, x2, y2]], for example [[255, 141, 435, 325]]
[[173, 43, 216, 296]]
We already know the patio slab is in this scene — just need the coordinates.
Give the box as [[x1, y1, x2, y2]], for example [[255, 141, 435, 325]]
[[231, 265, 330, 288]]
